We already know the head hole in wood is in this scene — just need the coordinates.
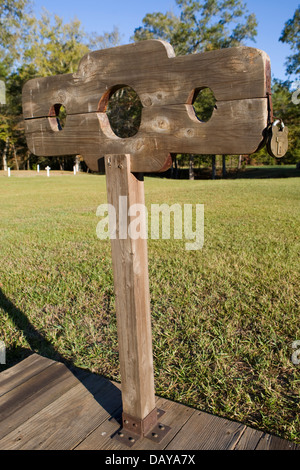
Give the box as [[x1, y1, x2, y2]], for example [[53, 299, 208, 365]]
[[98, 85, 142, 138], [191, 87, 217, 123], [48, 103, 67, 132]]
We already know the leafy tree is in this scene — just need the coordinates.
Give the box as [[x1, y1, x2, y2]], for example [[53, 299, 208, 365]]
[[0, 0, 32, 170], [20, 10, 121, 79], [21, 10, 90, 77], [89, 26, 121, 52], [279, 5, 300, 76], [0, 8, 120, 170], [133, 0, 257, 55], [0, 0, 30, 74]]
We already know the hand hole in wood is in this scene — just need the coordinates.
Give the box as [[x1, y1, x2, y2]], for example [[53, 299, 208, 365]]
[[48, 103, 67, 132], [192, 87, 216, 123], [98, 85, 142, 138]]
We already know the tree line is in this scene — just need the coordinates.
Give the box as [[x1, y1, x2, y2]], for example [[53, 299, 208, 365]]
[[0, 0, 299, 176]]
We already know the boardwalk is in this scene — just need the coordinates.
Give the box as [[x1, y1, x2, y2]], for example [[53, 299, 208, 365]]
[[0, 354, 298, 451]]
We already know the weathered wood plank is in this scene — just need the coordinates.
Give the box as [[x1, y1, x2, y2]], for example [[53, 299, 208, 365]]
[[140, 100, 268, 155], [234, 426, 264, 450], [24, 112, 172, 173], [255, 433, 299, 450], [0, 362, 79, 440], [105, 154, 156, 421], [80, 374, 122, 417], [0, 354, 55, 397], [0, 373, 120, 450], [22, 40, 270, 119], [24, 98, 267, 173], [165, 410, 246, 450], [22, 40, 270, 172]]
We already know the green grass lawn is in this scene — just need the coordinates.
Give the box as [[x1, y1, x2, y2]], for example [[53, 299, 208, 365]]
[[0, 170, 299, 443]]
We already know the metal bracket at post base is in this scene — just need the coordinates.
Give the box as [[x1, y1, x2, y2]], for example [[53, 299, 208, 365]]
[[112, 408, 171, 448]]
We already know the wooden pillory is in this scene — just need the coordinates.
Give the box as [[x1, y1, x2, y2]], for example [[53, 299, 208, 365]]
[[22, 40, 287, 447]]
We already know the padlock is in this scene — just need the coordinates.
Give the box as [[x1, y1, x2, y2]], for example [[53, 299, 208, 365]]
[[266, 120, 288, 158]]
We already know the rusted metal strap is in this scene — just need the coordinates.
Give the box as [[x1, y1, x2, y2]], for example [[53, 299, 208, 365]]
[[113, 408, 171, 447]]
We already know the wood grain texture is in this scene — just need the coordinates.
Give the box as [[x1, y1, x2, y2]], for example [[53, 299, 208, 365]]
[[0, 377, 110, 450], [22, 39, 271, 172], [0, 362, 78, 439], [24, 99, 267, 172], [22, 41, 270, 117], [234, 427, 264, 450], [0, 354, 55, 397], [255, 433, 299, 450], [105, 154, 156, 421], [165, 411, 246, 450]]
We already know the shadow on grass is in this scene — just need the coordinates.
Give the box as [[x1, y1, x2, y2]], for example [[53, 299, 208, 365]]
[[229, 166, 300, 179], [152, 165, 300, 180], [0, 287, 122, 419], [0, 288, 63, 370]]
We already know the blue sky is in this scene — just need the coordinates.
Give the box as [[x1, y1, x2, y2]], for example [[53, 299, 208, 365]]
[[31, 0, 299, 82]]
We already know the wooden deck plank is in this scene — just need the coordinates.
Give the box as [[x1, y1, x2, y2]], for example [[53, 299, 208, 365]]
[[234, 427, 264, 450], [0, 374, 119, 450], [255, 433, 299, 450], [165, 410, 246, 450], [0, 362, 80, 440], [79, 373, 122, 418], [0, 354, 55, 397], [0, 355, 299, 451]]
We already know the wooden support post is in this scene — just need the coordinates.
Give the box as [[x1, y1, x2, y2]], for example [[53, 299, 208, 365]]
[[105, 155, 161, 442]]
